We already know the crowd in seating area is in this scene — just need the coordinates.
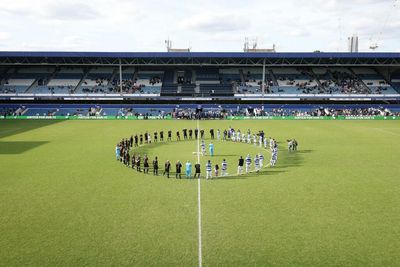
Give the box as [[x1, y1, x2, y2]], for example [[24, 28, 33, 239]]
[[0, 106, 26, 117], [172, 107, 229, 119], [0, 87, 17, 94], [88, 106, 102, 116], [44, 86, 75, 94], [168, 106, 399, 119]]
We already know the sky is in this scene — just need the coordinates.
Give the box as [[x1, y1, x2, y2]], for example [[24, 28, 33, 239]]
[[0, 0, 399, 52]]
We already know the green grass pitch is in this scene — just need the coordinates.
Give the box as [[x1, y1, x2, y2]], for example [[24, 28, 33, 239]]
[[1, 119, 400, 266]]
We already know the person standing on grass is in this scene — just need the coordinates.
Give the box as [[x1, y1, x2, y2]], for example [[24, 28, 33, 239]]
[[144, 132, 148, 144], [217, 129, 221, 140], [210, 129, 215, 139], [131, 154, 136, 169], [189, 129, 193, 139], [130, 135, 133, 148], [221, 159, 228, 176], [209, 142, 214, 157], [195, 128, 199, 140], [194, 163, 201, 179], [136, 155, 141, 172], [153, 157, 159, 176], [183, 128, 188, 140], [293, 139, 298, 151], [254, 155, 260, 172], [271, 145, 278, 167], [200, 129, 205, 139], [163, 160, 171, 178], [168, 130, 172, 141], [206, 160, 212, 180], [134, 134, 139, 147], [140, 134, 143, 145], [185, 160, 192, 179], [245, 154, 252, 174], [176, 131, 181, 141], [214, 164, 219, 177], [259, 153, 264, 168], [238, 156, 244, 175], [143, 155, 149, 174], [115, 144, 121, 161], [154, 131, 158, 143], [160, 131, 164, 142], [126, 151, 130, 167], [201, 140, 206, 156], [175, 161, 182, 179]]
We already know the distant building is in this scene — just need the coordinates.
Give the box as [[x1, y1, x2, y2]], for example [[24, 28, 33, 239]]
[[165, 39, 191, 52], [348, 35, 359, 53], [243, 38, 276, 52]]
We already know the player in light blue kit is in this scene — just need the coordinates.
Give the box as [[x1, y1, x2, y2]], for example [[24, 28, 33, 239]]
[[209, 142, 214, 156], [115, 144, 120, 160], [185, 160, 192, 178]]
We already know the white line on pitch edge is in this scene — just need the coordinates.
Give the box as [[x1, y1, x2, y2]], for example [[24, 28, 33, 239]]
[[197, 119, 203, 267]]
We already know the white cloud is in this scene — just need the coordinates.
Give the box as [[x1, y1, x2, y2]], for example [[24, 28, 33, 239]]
[[0, 0, 399, 52], [0, 32, 11, 40], [181, 12, 250, 32]]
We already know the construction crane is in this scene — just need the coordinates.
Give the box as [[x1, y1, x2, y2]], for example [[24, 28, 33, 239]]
[[369, 0, 398, 51]]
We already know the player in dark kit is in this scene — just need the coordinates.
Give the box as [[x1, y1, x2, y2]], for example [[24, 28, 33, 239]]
[[130, 136, 133, 147], [131, 154, 136, 169], [194, 129, 199, 140], [168, 130, 172, 141], [176, 131, 181, 141], [210, 129, 214, 139], [237, 156, 244, 175], [163, 160, 171, 178], [183, 128, 188, 140], [140, 134, 143, 145], [143, 155, 149, 173], [176, 161, 182, 179], [189, 129, 193, 139], [153, 157, 159, 175], [200, 129, 205, 139], [160, 131, 164, 142], [136, 155, 141, 172], [154, 131, 158, 143], [134, 134, 138, 147], [126, 152, 130, 167], [194, 163, 201, 179], [144, 132, 148, 144]]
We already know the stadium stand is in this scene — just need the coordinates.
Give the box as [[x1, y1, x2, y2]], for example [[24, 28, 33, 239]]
[[1, 52, 400, 99]]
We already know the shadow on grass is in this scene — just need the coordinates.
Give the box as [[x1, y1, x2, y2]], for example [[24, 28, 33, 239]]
[[0, 141, 49, 154], [0, 120, 63, 139], [210, 149, 312, 180]]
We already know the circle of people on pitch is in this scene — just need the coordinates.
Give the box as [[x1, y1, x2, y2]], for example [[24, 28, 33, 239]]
[[115, 127, 298, 179]]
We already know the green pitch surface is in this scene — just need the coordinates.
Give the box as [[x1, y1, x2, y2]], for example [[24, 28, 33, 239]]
[[1, 120, 400, 266]]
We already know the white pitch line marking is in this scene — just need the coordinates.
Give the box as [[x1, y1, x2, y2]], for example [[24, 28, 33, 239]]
[[196, 119, 202, 267]]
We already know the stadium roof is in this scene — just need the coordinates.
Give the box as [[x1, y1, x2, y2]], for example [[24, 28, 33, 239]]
[[1, 51, 400, 66]]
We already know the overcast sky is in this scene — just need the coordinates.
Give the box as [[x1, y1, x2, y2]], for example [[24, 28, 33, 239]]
[[0, 0, 399, 52]]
